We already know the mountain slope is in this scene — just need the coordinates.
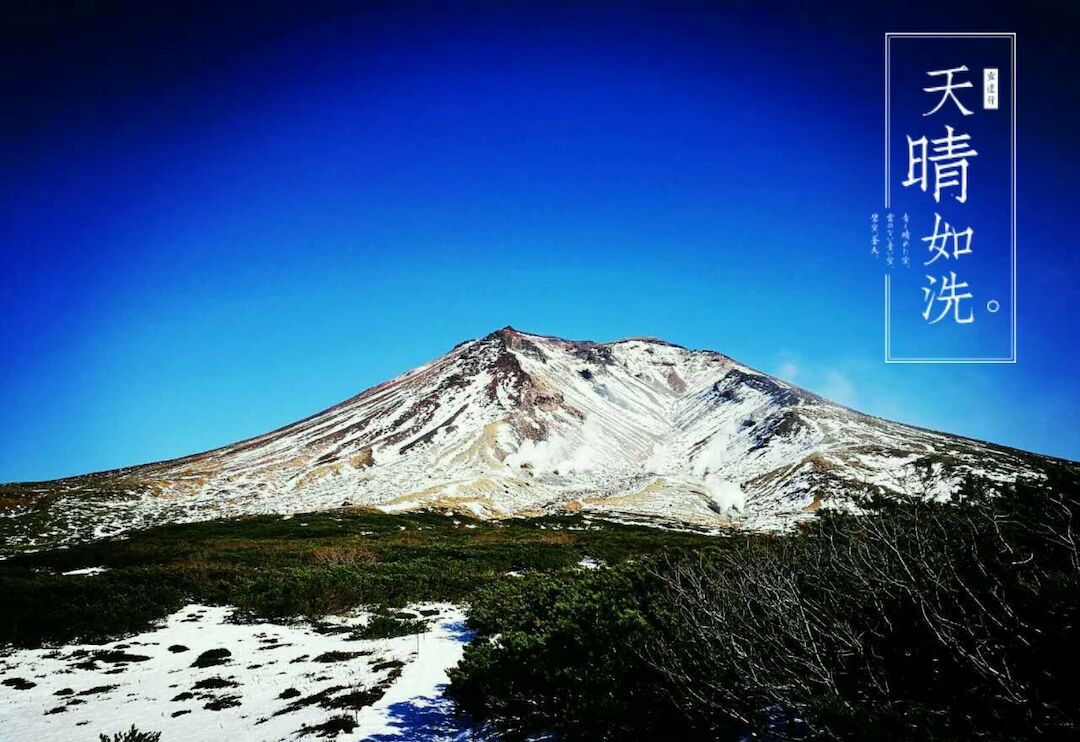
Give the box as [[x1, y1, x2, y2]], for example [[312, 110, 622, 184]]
[[0, 327, 1061, 550]]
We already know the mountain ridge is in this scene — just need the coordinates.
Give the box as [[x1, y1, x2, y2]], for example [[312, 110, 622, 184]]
[[0, 327, 1067, 552]]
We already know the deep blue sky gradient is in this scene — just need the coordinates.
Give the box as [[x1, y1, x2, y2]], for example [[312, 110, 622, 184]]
[[1, 1, 1077, 481]]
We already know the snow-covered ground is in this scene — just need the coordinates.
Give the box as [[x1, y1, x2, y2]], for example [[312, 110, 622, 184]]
[[0, 603, 473, 741]]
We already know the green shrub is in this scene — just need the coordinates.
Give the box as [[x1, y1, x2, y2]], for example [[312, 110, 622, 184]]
[[449, 466, 1080, 741], [448, 565, 723, 741], [352, 611, 426, 640], [98, 725, 161, 742]]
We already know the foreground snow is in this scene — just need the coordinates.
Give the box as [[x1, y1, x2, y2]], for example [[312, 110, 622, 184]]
[[0, 603, 472, 741]]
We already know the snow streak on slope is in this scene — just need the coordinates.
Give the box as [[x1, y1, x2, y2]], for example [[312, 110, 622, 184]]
[[0, 327, 1053, 549]]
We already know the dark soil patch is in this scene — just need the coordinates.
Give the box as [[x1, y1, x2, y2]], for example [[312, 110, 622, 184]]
[[324, 686, 385, 711], [273, 685, 346, 716], [191, 648, 231, 668], [193, 676, 238, 690], [298, 714, 358, 738], [371, 659, 405, 673], [312, 650, 368, 663], [311, 624, 351, 636], [258, 643, 290, 651], [204, 694, 242, 711], [94, 650, 151, 663], [2, 677, 36, 690]]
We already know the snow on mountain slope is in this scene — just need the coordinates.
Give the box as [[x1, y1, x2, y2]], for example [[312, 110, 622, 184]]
[[0, 327, 1056, 550]]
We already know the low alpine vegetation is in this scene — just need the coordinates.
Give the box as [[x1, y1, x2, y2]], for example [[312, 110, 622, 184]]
[[448, 465, 1080, 740], [0, 510, 715, 647]]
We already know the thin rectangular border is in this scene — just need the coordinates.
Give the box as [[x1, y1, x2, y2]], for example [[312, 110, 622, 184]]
[[883, 32, 1016, 364]]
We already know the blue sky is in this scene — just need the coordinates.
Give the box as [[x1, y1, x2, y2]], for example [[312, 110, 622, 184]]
[[1, 1, 1077, 482]]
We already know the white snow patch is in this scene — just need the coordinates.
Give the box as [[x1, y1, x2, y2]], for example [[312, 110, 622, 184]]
[[701, 475, 745, 513], [0, 603, 468, 742], [577, 557, 603, 570], [60, 567, 109, 577]]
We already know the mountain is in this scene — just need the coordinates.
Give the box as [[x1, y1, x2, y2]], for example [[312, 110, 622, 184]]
[[0, 327, 1061, 551]]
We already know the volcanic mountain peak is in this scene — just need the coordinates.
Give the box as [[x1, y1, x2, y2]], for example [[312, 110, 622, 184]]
[[0, 327, 1058, 551]]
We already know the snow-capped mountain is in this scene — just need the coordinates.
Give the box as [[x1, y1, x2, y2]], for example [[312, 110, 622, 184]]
[[0, 327, 1058, 549]]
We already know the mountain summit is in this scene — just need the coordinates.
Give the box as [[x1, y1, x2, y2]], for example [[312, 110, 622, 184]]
[[1, 328, 1056, 548]]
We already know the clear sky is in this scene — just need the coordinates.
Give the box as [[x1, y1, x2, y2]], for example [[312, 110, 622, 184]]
[[1, 0, 1077, 482]]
